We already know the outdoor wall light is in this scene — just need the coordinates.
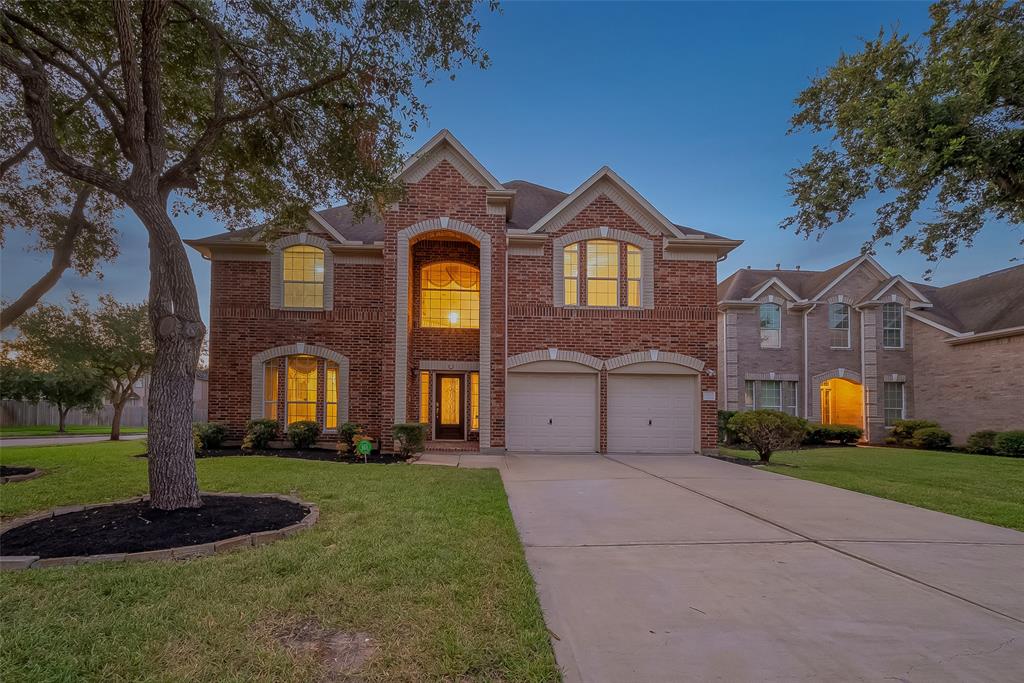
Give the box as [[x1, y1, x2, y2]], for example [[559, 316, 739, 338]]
[[448, 311, 460, 325]]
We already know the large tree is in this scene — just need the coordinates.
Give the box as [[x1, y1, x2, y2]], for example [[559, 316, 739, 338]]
[[1, 0, 492, 509], [783, 0, 1024, 263]]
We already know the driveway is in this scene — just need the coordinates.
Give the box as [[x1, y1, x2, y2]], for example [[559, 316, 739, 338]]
[[496, 453, 1024, 682]]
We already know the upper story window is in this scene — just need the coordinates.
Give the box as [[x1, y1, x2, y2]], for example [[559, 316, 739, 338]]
[[282, 245, 325, 308], [828, 303, 851, 348], [586, 240, 619, 307], [626, 245, 641, 307], [560, 239, 644, 309], [882, 302, 903, 348], [420, 262, 480, 329], [759, 303, 781, 348], [563, 243, 579, 306]]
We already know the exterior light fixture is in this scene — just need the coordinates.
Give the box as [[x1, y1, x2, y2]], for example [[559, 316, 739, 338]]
[[448, 311, 460, 325]]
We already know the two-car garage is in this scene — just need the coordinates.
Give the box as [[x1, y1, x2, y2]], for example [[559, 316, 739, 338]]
[[505, 354, 700, 454]]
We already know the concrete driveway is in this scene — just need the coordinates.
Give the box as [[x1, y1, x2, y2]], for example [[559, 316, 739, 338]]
[[496, 453, 1024, 682]]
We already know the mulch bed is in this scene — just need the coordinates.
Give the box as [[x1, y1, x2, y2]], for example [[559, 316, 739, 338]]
[[194, 448, 410, 464], [0, 494, 309, 559], [1, 465, 34, 477]]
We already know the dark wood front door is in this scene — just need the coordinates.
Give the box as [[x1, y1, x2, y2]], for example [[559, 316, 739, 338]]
[[434, 374, 465, 440]]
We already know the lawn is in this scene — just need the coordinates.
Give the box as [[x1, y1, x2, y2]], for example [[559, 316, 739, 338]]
[[0, 425, 147, 438], [720, 445, 1024, 532], [0, 442, 558, 682]]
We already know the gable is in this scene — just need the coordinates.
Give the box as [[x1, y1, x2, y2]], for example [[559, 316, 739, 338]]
[[397, 129, 504, 190], [810, 255, 891, 301]]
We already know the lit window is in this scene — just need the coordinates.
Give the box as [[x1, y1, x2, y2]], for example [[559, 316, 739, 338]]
[[586, 240, 619, 307], [882, 303, 903, 348], [282, 245, 325, 308], [419, 371, 430, 424], [470, 371, 480, 431], [325, 361, 339, 430], [759, 303, 781, 348], [883, 381, 905, 425], [263, 362, 278, 420], [626, 245, 641, 307], [420, 262, 480, 329], [286, 355, 318, 424], [563, 243, 579, 306], [829, 303, 851, 348]]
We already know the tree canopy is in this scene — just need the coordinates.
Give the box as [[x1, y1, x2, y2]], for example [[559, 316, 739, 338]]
[[783, 0, 1024, 264]]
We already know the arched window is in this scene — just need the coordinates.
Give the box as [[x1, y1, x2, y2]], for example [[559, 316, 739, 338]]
[[420, 262, 480, 329], [828, 303, 851, 349], [282, 245, 325, 308], [882, 302, 903, 348], [560, 240, 644, 309], [286, 355, 318, 423], [759, 303, 781, 348]]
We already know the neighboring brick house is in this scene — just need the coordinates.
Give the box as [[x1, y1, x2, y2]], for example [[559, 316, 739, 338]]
[[188, 130, 741, 454], [717, 256, 1023, 443]]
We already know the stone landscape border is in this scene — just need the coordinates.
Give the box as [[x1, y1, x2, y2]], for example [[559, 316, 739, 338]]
[[0, 492, 319, 571], [0, 468, 45, 484]]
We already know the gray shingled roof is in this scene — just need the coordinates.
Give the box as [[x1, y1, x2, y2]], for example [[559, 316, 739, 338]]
[[717, 256, 862, 302]]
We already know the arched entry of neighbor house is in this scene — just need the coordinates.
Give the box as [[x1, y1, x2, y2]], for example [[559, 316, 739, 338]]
[[819, 377, 863, 428]]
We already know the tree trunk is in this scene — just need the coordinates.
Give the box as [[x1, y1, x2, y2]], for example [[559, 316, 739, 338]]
[[110, 399, 126, 441], [58, 406, 68, 433], [133, 198, 204, 510]]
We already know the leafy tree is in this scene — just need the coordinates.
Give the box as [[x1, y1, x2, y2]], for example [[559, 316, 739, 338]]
[[727, 410, 808, 463], [783, 0, 1024, 265], [1, 0, 492, 509], [0, 359, 105, 432]]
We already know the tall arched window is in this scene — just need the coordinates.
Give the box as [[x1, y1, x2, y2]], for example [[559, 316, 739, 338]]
[[420, 262, 480, 329], [286, 355, 318, 423], [282, 245, 325, 308]]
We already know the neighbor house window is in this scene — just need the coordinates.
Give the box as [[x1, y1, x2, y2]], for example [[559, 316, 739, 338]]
[[829, 303, 851, 348], [419, 371, 430, 424], [325, 361, 339, 431], [586, 240, 619, 307], [263, 362, 279, 420], [286, 355, 318, 424], [626, 245, 642, 307], [563, 243, 579, 306], [744, 379, 798, 416], [420, 262, 480, 329], [883, 382, 905, 426], [759, 303, 781, 348], [282, 245, 325, 308], [470, 371, 480, 431], [882, 303, 903, 348]]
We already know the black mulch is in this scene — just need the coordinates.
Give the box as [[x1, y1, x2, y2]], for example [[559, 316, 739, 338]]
[[0, 494, 308, 559], [0, 465, 34, 477], [194, 448, 410, 464]]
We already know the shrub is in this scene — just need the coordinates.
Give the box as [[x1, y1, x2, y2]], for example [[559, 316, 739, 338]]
[[287, 420, 322, 449], [804, 423, 863, 445], [911, 427, 951, 450], [890, 419, 940, 445], [965, 430, 999, 455], [193, 430, 202, 455], [242, 418, 278, 451], [717, 410, 739, 445], [727, 410, 807, 463], [336, 422, 362, 453], [392, 423, 428, 460], [193, 422, 227, 450], [994, 430, 1024, 457]]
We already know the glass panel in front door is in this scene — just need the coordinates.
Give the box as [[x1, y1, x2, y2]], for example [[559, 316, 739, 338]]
[[440, 377, 461, 425]]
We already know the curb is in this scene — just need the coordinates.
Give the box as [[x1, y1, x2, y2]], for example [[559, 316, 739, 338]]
[[1, 469, 46, 484]]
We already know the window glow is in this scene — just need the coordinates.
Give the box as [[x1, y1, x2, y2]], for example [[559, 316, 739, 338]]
[[286, 355, 317, 424], [563, 243, 579, 306], [283, 245, 325, 308], [586, 240, 619, 307], [470, 372, 480, 431], [420, 262, 480, 329], [626, 245, 641, 307], [263, 362, 279, 420], [325, 361, 338, 430], [419, 371, 430, 424]]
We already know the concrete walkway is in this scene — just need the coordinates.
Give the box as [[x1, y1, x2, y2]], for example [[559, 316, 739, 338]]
[[421, 452, 1024, 682], [0, 433, 147, 448]]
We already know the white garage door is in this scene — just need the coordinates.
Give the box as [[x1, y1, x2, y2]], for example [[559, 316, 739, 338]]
[[507, 372, 598, 452], [607, 374, 696, 453]]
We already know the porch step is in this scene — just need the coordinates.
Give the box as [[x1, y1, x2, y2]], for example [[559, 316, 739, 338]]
[[423, 440, 480, 454]]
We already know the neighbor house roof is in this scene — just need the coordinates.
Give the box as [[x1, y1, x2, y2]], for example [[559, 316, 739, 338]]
[[912, 264, 1024, 335], [717, 255, 866, 302]]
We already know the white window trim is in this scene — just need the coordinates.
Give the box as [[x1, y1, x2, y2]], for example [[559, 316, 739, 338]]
[[758, 302, 782, 349], [882, 303, 905, 349], [883, 381, 906, 426], [828, 303, 852, 349], [269, 233, 334, 311]]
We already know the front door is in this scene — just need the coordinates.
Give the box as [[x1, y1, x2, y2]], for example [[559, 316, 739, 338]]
[[434, 374, 465, 440]]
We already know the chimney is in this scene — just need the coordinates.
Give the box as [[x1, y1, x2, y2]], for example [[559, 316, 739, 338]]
[[775, 263, 781, 270], [746, 265, 751, 269], [795, 265, 801, 271]]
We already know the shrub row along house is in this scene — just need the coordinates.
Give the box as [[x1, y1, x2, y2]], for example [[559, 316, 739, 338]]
[[188, 131, 741, 454], [717, 257, 1024, 443]]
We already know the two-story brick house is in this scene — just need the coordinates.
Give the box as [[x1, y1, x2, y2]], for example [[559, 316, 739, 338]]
[[188, 130, 741, 454], [717, 256, 1023, 443]]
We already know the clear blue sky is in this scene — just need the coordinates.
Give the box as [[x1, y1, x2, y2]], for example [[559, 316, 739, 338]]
[[2, 1, 1020, 327]]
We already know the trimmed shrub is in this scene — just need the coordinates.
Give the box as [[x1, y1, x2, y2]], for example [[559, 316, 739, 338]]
[[242, 418, 278, 451], [392, 422, 428, 459], [994, 430, 1024, 457], [805, 423, 863, 445], [965, 430, 999, 455], [193, 430, 202, 455], [727, 410, 807, 463], [718, 410, 738, 445], [336, 422, 362, 453], [911, 427, 952, 450], [287, 420, 322, 449], [890, 419, 940, 445], [193, 422, 227, 450]]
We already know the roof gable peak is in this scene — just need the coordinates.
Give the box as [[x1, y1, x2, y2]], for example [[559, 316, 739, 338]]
[[397, 129, 505, 191]]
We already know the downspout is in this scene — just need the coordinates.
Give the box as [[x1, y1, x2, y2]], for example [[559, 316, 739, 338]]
[[859, 306, 867, 437], [803, 304, 816, 418], [504, 235, 509, 452]]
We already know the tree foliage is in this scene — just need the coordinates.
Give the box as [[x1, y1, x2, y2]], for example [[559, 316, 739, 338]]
[[727, 410, 807, 463], [783, 0, 1024, 265]]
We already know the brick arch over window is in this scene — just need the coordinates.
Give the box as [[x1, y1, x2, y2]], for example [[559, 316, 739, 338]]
[[604, 349, 705, 372], [507, 348, 604, 370], [552, 228, 654, 309], [395, 217, 492, 447], [269, 233, 335, 310], [250, 343, 350, 421], [810, 367, 862, 424]]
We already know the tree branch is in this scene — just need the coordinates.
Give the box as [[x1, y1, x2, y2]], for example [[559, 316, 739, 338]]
[[113, 0, 145, 164]]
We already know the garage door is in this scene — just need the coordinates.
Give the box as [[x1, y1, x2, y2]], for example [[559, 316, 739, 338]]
[[607, 374, 696, 453], [507, 372, 598, 452]]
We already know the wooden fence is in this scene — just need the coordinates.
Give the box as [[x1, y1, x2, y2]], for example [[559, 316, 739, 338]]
[[0, 399, 208, 428]]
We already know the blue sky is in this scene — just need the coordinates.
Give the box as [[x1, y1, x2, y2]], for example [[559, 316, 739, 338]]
[[2, 1, 1020, 327]]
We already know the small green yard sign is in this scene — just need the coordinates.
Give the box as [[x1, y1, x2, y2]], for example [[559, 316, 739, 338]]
[[357, 439, 372, 456]]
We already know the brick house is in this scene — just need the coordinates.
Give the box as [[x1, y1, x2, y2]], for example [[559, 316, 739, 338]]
[[717, 256, 1023, 443], [188, 130, 741, 454]]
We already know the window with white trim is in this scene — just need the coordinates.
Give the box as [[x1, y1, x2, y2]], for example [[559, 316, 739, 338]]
[[828, 303, 851, 348], [586, 240, 619, 307], [882, 303, 903, 348], [282, 245, 325, 308], [759, 303, 781, 348], [563, 243, 579, 306], [325, 361, 339, 431], [883, 382, 905, 426], [744, 379, 798, 416], [626, 245, 641, 308]]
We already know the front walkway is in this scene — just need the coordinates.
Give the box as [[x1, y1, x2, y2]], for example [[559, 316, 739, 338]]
[[0, 433, 147, 448], [421, 452, 1024, 682]]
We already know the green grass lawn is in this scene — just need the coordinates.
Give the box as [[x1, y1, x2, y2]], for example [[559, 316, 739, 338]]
[[0, 442, 558, 682], [0, 424, 147, 438], [720, 445, 1024, 532]]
